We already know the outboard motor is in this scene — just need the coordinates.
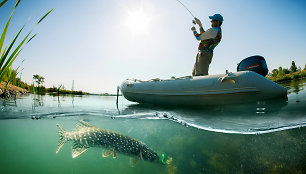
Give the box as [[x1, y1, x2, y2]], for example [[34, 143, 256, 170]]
[[237, 55, 268, 77]]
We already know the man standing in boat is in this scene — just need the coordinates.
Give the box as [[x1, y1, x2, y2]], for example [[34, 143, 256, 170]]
[[191, 14, 223, 76]]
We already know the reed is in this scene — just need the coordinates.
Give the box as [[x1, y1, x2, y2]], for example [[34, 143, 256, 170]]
[[0, 0, 53, 82], [4, 66, 18, 92]]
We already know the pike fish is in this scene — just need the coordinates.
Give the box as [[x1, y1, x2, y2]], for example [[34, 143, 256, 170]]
[[56, 120, 167, 165]]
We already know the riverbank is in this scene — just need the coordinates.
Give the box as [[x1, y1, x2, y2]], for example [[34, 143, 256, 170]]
[[0, 81, 90, 98], [0, 82, 29, 97], [268, 70, 306, 83], [1, 70, 305, 98]]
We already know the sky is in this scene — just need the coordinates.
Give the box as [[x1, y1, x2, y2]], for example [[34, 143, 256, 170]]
[[1, 0, 306, 94]]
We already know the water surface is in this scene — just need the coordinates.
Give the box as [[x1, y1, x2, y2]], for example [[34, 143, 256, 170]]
[[0, 79, 305, 173]]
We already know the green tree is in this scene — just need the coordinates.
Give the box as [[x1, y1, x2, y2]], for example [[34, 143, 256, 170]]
[[271, 69, 278, 77], [33, 74, 45, 87], [290, 61, 297, 73], [278, 66, 284, 76], [283, 68, 290, 74], [304, 64, 306, 70]]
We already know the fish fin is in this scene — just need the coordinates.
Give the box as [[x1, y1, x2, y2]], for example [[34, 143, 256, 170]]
[[130, 157, 139, 167], [56, 124, 66, 154], [113, 151, 116, 159], [102, 149, 113, 158], [72, 141, 89, 158], [76, 120, 96, 130], [139, 152, 144, 160]]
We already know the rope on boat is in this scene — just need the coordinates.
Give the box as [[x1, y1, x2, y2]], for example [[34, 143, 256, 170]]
[[127, 76, 193, 83]]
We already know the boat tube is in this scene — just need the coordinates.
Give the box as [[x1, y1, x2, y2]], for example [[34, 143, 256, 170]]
[[120, 56, 287, 106], [120, 71, 287, 106]]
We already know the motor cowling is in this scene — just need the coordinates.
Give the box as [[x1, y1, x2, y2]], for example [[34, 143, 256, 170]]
[[237, 55, 268, 77]]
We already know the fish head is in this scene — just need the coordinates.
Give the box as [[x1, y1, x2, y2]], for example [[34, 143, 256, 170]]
[[140, 146, 161, 164]]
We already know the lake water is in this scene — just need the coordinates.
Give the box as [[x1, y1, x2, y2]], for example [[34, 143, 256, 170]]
[[0, 79, 305, 174]]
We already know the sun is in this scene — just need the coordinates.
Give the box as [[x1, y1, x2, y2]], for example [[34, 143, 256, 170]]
[[124, 8, 151, 35]]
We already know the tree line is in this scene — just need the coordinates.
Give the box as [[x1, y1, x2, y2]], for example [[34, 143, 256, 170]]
[[267, 61, 306, 83], [30, 74, 87, 95], [1, 72, 87, 95]]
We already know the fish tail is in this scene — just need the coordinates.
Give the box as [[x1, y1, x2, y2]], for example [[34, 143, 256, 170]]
[[56, 124, 67, 154]]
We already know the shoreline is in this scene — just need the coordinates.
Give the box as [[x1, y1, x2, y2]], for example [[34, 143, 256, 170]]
[[0, 82, 29, 97], [267, 70, 306, 83], [1, 70, 305, 98]]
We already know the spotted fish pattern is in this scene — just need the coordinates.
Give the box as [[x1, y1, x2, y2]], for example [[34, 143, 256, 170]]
[[56, 120, 162, 165]]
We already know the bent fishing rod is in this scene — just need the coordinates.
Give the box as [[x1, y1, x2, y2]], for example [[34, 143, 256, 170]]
[[175, 0, 197, 24]]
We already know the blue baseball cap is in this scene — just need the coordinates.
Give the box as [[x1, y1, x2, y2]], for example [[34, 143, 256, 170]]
[[209, 14, 223, 22]]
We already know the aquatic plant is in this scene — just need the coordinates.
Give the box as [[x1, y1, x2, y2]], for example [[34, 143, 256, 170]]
[[0, 0, 53, 83], [4, 66, 18, 92]]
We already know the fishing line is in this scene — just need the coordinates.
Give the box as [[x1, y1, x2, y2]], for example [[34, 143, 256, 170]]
[[175, 0, 196, 19]]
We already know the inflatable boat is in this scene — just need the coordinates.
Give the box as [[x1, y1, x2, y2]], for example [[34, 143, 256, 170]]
[[120, 56, 287, 106]]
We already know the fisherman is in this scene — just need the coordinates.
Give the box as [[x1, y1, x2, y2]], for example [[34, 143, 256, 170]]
[[191, 14, 223, 76]]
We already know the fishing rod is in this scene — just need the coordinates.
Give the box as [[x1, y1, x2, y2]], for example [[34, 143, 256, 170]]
[[175, 0, 197, 24]]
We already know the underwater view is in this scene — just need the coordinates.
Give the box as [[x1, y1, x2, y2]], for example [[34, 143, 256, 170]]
[[0, 79, 305, 174], [1, 0, 306, 173]]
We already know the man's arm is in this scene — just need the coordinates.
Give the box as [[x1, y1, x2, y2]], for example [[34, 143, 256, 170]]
[[192, 27, 201, 38], [195, 18, 205, 34], [192, 18, 205, 40], [199, 28, 218, 40], [199, 26, 205, 34]]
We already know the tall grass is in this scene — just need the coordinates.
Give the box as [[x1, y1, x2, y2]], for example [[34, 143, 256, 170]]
[[0, 0, 53, 83], [3, 66, 18, 92]]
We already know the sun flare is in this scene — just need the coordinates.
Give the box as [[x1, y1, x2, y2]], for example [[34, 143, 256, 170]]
[[125, 8, 151, 35]]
